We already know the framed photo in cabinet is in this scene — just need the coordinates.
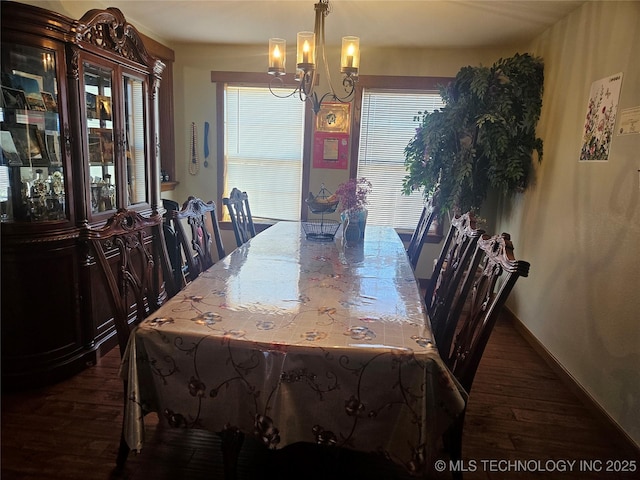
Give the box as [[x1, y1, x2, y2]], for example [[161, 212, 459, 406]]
[[41, 92, 58, 113], [45, 132, 60, 165], [1, 86, 28, 110], [97, 95, 112, 121], [5, 124, 48, 165], [88, 128, 114, 164], [0, 130, 23, 166], [86, 92, 97, 119], [8, 72, 46, 111]]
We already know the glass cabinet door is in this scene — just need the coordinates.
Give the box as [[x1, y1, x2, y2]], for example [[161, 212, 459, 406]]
[[123, 74, 147, 207], [83, 62, 116, 215], [1, 43, 65, 222]]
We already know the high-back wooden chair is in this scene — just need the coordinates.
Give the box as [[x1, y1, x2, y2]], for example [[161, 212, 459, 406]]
[[162, 198, 182, 291], [425, 212, 484, 356], [406, 191, 439, 270], [168, 196, 226, 287], [223, 187, 256, 247], [82, 208, 176, 469], [440, 233, 530, 478]]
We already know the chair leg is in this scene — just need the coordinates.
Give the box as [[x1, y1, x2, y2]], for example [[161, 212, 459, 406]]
[[116, 430, 130, 469], [220, 424, 245, 480], [443, 412, 465, 480]]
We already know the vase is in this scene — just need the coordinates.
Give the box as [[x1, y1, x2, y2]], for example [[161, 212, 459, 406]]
[[341, 208, 367, 243]]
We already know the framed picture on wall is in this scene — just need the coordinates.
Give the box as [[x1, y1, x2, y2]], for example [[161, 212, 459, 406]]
[[316, 102, 350, 134]]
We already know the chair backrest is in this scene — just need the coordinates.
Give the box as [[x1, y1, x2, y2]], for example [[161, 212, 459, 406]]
[[446, 233, 530, 393], [169, 196, 226, 287], [426, 212, 485, 353], [223, 187, 256, 247], [162, 198, 182, 291], [83, 209, 177, 356], [406, 192, 439, 270]]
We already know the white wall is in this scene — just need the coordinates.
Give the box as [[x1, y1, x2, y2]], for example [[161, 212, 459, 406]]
[[497, 1, 640, 446]]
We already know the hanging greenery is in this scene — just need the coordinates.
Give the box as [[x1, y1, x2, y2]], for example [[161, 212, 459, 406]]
[[403, 53, 544, 214]]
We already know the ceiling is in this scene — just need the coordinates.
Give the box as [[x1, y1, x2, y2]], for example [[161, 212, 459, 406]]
[[88, 0, 587, 48]]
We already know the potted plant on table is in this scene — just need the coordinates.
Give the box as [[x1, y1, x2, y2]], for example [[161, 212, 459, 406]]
[[403, 53, 544, 216], [335, 177, 372, 242]]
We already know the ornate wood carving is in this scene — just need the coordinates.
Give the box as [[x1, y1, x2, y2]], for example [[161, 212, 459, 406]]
[[72, 7, 156, 69]]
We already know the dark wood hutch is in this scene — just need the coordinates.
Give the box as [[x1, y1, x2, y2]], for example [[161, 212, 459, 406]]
[[1, 2, 175, 389]]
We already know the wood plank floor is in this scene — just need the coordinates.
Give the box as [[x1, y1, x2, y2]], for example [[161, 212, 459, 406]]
[[2, 316, 638, 480]]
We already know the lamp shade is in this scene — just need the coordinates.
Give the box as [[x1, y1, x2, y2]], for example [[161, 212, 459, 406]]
[[269, 38, 286, 75], [296, 31, 316, 68], [341, 36, 360, 75]]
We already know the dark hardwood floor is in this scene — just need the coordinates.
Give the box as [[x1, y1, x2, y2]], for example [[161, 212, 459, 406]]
[[2, 316, 638, 480]]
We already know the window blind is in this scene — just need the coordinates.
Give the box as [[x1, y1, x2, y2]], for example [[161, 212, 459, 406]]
[[357, 89, 444, 230], [225, 86, 304, 221], [126, 77, 145, 205]]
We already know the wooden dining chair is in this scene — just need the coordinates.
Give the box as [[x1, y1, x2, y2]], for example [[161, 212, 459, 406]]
[[162, 198, 182, 291], [223, 187, 256, 247], [81, 208, 177, 470], [406, 191, 439, 270], [168, 196, 226, 287], [425, 212, 484, 358], [440, 233, 530, 479]]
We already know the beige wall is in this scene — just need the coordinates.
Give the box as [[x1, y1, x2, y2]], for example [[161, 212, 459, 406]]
[[497, 1, 640, 446]]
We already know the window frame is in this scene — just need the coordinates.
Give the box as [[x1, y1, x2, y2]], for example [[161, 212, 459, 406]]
[[212, 71, 314, 227], [349, 75, 453, 241], [212, 72, 452, 237]]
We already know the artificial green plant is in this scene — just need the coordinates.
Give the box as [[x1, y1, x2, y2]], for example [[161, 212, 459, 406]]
[[403, 53, 544, 214]]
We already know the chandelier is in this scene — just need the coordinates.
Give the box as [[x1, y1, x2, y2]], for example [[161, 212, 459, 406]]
[[268, 0, 360, 114]]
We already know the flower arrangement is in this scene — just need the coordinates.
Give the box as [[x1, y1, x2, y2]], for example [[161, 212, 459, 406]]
[[335, 177, 372, 213]]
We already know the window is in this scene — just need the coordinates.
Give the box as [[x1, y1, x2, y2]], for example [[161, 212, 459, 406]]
[[356, 87, 445, 230], [213, 72, 450, 229], [224, 85, 306, 221]]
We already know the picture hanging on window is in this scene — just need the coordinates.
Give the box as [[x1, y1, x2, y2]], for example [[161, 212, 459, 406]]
[[579, 72, 623, 162], [316, 102, 350, 133]]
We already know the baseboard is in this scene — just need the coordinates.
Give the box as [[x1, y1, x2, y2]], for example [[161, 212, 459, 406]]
[[502, 307, 640, 457]]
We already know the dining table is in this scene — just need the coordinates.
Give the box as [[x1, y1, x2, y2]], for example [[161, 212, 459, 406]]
[[120, 221, 467, 476]]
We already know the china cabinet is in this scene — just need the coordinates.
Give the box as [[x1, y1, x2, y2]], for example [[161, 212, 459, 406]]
[[1, 1, 168, 389]]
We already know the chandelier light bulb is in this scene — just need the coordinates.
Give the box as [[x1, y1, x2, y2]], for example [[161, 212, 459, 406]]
[[296, 31, 315, 69], [268, 1, 360, 114], [341, 36, 360, 75], [269, 38, 286, 75]]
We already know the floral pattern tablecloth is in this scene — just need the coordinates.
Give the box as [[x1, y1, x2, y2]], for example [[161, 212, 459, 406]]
[[121, 221, 466, 475]]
